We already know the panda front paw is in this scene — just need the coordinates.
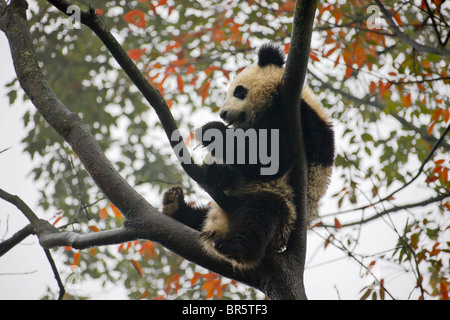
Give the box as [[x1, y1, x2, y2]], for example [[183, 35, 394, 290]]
[[196, 121, 227, 149], [197, 164, 237, 191], [162, 186, 185, 217]]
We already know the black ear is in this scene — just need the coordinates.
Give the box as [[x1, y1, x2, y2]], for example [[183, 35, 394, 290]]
[[258, 43, 285, 68]]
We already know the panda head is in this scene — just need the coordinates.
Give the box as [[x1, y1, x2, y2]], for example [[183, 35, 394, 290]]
[[219, 44, 285, 129]]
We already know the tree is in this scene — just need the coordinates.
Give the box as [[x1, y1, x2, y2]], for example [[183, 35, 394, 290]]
[[0, 0, 449, 300], [0, 0, 316, 300]]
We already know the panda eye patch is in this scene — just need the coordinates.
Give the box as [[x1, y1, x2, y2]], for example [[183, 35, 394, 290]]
[[233, 85, 248, 100]]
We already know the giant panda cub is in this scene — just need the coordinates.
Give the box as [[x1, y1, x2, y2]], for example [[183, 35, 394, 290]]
[[163, 43, 334, 269]]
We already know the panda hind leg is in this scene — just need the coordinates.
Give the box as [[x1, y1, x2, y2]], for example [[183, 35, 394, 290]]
[[162, 186, 209, 231], [211, 192, 290, 268]]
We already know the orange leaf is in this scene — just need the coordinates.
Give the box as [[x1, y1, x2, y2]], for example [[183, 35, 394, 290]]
[[441, 167, 448, 182], [440, 280, 449, 300], [200, 81, 211, 104], [403, 93, 411, 108], [110, 203, 122, 219], [131, 259, 143, 277], [89, 247, 97, 256], [139, 241, 157, 259], [309, 51, 320, 62], [139, 289, 151, 300], [284, 43, 290, 54], [177, 75, 185, 94], [431, 108, 443, 122], [72, 252, 80, 266], [52, 216, 63, 226], [191, 272, 201, 286], [95, 9, 104, 16], [334, 218, 342, 229], [165, 273, 181, 294], [444, 109, 450, 123], [369, 81, 377, 94], [186, 65, 195, 74], [128, 48, 146, 61], [393, 12, 402, 27], [366, 260, 376, 275], [123, 9, 146, 29], [311, 221, 323, 228], [88, 225, 100, 232], [99, 207, 108, 220], [428, 121, 436, 135], [324, 45, 339, 58], [171, 57, 188, 67], [345, 66, 353, 79]]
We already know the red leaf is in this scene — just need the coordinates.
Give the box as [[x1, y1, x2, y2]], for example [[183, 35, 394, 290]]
[[72, 252, 80, 266], [95, 9, 103, 16], [123, 9, 146, 29], [52, 216, 63, 226], [200, 81, 211, 104], [177, 75, 185, 94], [428, 121, 436, 135], [440, 280, 449, 300], [99, 207, 108, 220], [309, 51, 320, 62], [334, 218, 342, 229], [311, 221, 323, 228], [191, 272, 201, 286], [369, 81, 377, 94], [345, 66, 353, 79], [127, 48, 146, 61], [110, 203, 122, 219], [366, 260, 376, 275], [131, 259, 143, 277], [402, 93, 411, 108], [431, 108, 443, 122], [88, 225, 99, 232]]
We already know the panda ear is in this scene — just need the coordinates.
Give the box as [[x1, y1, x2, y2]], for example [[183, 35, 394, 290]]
[[258, 43, 285, 68]]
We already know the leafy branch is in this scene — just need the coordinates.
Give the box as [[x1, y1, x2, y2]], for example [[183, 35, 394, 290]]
[[375, 0, 450, 58]]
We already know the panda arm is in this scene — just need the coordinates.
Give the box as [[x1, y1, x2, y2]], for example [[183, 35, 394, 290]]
[[197, 163, 242, 191], [197, 121, 228, 157], [300, 99, 335, 167]]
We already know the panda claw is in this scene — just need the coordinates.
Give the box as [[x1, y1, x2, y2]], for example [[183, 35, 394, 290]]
[[162, 186, 185, 217]]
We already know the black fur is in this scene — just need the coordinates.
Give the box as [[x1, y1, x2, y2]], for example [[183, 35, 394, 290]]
[[257, 43, 285, 68], [201, 191, 291, 266], [162, 186, 209, 230]]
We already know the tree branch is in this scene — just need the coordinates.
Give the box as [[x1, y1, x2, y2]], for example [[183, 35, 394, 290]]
[[0, 224, 35, 257], [320, 193, 450, 228], [44, 0, 231, 213], [309, 70, 450, 150], [0, 0, 256, 292], [43, 248, 65, 300], [375, 0, 450, 58]]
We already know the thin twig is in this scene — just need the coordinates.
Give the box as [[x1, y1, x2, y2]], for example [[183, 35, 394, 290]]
[[43, 248, 65, 300]]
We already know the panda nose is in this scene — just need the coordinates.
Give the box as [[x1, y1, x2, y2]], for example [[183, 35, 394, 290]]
[[220, 111, 228, 120]]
